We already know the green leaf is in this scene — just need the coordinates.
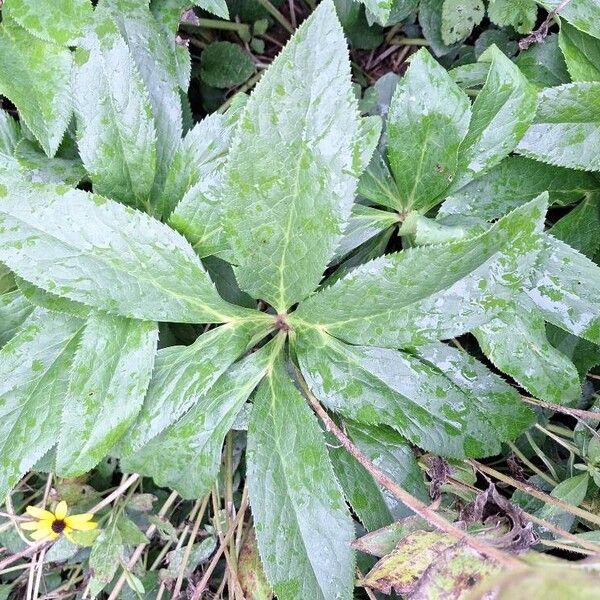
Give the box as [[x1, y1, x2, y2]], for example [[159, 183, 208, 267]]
[[72, 13, 157, 210], [450, 46, 537, 192], [474, 300, 581, 405], [559, 21, 600, 82], [414, 214, 487, 245], [161, 538, 217, 580], [123, 337, 280, 498], [56, 314, 158, 476], [15, 277, 90, 319], [547, 323, 600, 378], [526, 235, 600, 345], [0, 309, 83, 501], [516, 82, 600, 171], [222, 0, 360, 311], [333, 205, 398, 263], [514, 34, 570, 89], [296, 328, 533, 458], [346, 422, 429, 515], [0, 179, 252, 323], [14, 140, 86, 187], [119, 320, 269, 456], [294, 195, 547, 348], [200, 41, 255, 88], [3, 0, 93, 46], [89, 528, 123, 597], [536, 473, 589, 532], [101, 0, 183, 203], [488, 0, 537, 33], [195, 0, 229, 19], [328, 438, 394, 531], [419, 0, 457, 56], [387, 48, 471, 211], [116, 515, 149, 545], [247, 351, 355, 600], [167, 114, 238, 252], [441, 0, 484, 45], [440, 156, 600, 221], [359, 0, 393, 25], [162, 111, 235, 219], [0, 108, 21, 156], [0, 21, 72, 157], [357, 150, 403, 210], [0, 290, 34, 348], [539, 0, 600, 41], [549, 194, 600, 258]]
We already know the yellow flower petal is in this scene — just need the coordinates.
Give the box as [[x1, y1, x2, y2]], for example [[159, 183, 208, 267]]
[[21, 521, 43, 531], [66, 519, 98, 532], [64, 513, 94, 526], [30, 527, 53, 541], [25, 506, 54, 521], [54, 501, 68, 520]]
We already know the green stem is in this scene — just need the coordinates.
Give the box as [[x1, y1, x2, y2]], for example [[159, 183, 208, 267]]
[[255, 0, 294, 34], [390, 37, 431, 47], [195, 18, 251, 36]]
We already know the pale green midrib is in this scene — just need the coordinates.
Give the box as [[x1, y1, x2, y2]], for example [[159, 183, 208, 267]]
[[297, 230, 516, 330], [265, 372, 328, 599], [63, 319, 151, 469], [87, 38, 152, 207], [407, 119, 431, 208], [0, 207, 253, 323]]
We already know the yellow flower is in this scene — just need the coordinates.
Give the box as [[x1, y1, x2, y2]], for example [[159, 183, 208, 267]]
[[21, 501, 97, 543]]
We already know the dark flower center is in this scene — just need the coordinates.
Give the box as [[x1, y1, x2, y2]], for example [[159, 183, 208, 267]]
[[51, 519, 66, 534]]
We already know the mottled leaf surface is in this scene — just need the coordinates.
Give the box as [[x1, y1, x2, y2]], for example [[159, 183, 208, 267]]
[[516, 82, 600, 171], [451, 47, 537, 191], [163, 111, 234, 219], [526, 235, 600, 345], [223, 0, 360, 311], [488, 0, 537, 33], [359, 0, 393, 25], [0, 310, 82, 501], [0, 180, 250, 323], [539, 0, 600, 41], [387, 49, 471, 211], [3, 0, 92, 46], [15, 277, 90, 319], [346, 422, 428, 516], [101, 0, 183, 203], [123, 338, 280, 499], [475, 301, 581, 404], [440, 156, 600, 221], [72, 14, 157, 209], [56, 314, 158, 476], [333, 205, 398, 263], [294, 196, 547, 348], [328, 439, 393, 532], [441, 0, 484, 45], [297, 328, 533, 458], [0, 290, 34, 347], [559, 21, 600, 82], [247, 352, 354, 600], [120, 320, 269, 455], [0, 21, 72, 157]]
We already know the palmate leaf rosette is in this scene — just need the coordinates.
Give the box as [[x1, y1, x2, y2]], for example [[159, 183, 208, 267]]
[[0, 1, 589, 599]]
